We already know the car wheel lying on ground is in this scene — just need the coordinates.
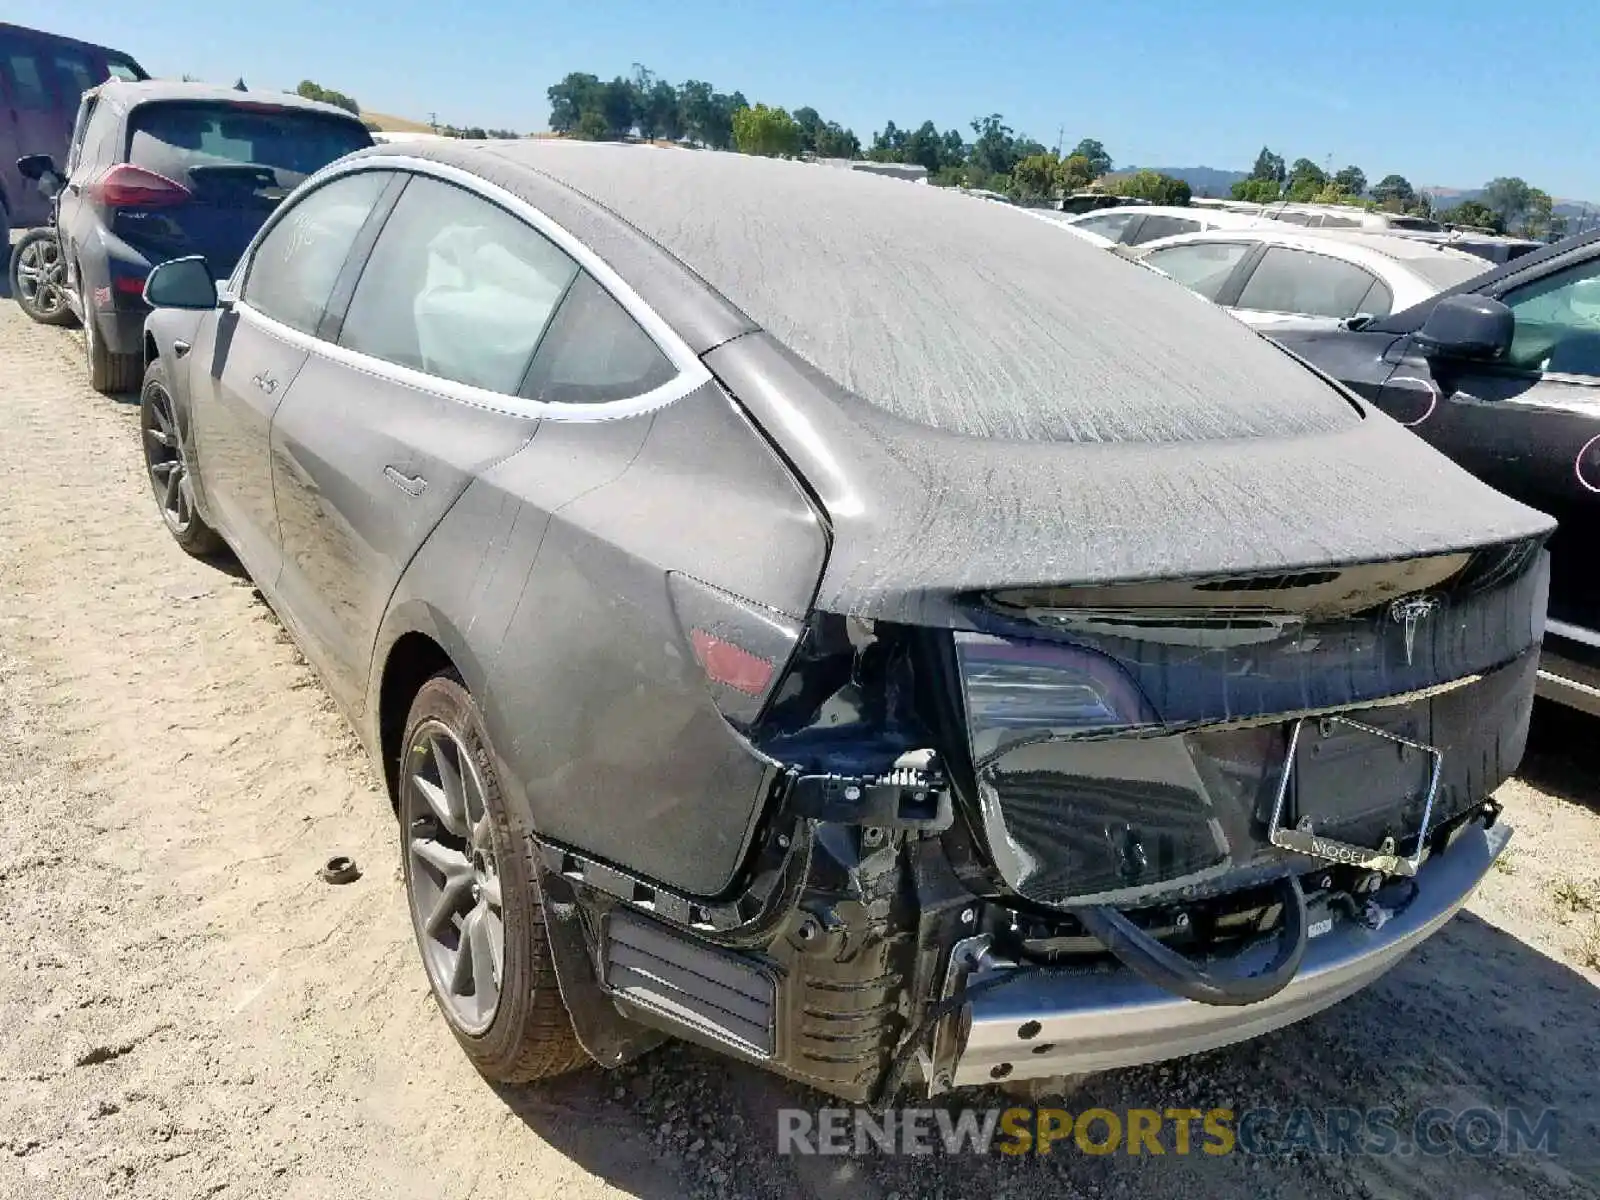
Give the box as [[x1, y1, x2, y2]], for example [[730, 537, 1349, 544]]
[[138, 142, 1555, 1103]]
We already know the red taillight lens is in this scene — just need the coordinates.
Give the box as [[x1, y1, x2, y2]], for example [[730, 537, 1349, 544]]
[[113, 275, 148, 296], [668, 573, 801, 729], [89, 164, 191, 209]]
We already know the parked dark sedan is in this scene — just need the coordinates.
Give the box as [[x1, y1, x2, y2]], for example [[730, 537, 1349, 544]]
[[19, 81, 370, 391], [139, 142, 1550, 1103], [1273, 230, 1600, 717]]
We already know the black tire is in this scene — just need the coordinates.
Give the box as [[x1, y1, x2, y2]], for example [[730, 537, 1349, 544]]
[[9, 229, 77, 326], [141, 359, 224, 556], [399, 673, 589, 1082], [82, 279, 141, 394]]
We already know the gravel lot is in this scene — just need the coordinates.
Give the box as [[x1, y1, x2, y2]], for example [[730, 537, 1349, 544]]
[[0, 300, 1597, 1200]]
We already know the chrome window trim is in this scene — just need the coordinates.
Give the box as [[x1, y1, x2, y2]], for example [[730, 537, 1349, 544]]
[[222, 154, 713, 423]]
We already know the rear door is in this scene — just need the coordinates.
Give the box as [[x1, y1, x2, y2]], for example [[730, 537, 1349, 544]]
[[191, 169, 395, 583], [118, 100, 372, 277], [268, 172, 577, 712], [1375, 253, 1600, 630]]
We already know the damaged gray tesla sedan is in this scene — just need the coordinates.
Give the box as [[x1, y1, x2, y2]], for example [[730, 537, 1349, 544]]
[[138, 140, 1553, 1102]]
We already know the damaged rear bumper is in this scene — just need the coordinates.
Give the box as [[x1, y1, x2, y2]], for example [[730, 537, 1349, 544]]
[[944, 819, 1510, 1088]]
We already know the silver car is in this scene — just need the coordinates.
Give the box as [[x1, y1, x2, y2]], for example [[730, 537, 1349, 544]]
[[137, 142, 1548, 1104]]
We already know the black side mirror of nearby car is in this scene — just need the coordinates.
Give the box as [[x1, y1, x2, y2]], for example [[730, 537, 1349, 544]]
[[16, 153, 62, 198], [144, 256, 218, 310], [1414, 294, 1514, 362]]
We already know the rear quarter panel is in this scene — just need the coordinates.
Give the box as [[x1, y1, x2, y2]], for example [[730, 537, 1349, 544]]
[[380, 380, 827, 897]]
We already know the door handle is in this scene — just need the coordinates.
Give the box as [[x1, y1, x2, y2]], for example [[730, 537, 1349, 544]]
[[252, 371, 278, 395], [383, 466, 428, 497]]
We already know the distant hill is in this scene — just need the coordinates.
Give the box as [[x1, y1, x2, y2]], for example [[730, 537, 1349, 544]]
[[1422, 184, 1596, 221]]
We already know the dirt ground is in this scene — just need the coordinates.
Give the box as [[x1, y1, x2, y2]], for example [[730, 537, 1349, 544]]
[[0, 300, 1596, 1200]]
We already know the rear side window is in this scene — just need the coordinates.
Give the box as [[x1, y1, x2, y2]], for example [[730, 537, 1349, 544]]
[[128, 103, 372, 190], [1129, 215, 1200, 244], [103, 53, 144, 82], [243, 171, 390, 334], [2, 46, 49, 110], [1142, 241, 1252, 302], [522, 274, 676, 405], [1236, 247, 1384, 319], [1073, 212, 1138, 240], [339, 175, 579, 393], [51, 48, 97, 103]]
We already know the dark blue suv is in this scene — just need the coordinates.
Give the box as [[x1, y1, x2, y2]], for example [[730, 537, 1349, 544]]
[[20, 81, 371, 391]]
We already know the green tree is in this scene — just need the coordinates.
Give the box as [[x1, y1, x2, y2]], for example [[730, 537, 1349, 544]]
[[1522, 188, 1555, 239], [793, 106, 824, 154], [547, 72, 602, 134], [1285, 157, 1328, 201], [599, 77, 636, 138], [1012, 152, 1059, 201], [574, 110, 610, 141], [1057, 153, 1097, 193], [1069, 138, 1112, 179], [868, 120, 907, 162], [940, 128, 966, 168], [1439, 199, 1503, 233], [813, 121, 860, 159], [903, 121, 947, 173], [1250, 146, 1286, 185], [296, 80, 360, 115], [731, 103, 800, 157], [1110, 169, 1191, 205], [1370, 174, 1415, 209], [677, 80, 716, 145], [1333, 165, 1367, 197], [1231, 177, 1281, 203], [635, 77, 682, 141], [969, 114, 1021, 178], [233, 77, 248, 92], [1482, 176, 1535, 231]]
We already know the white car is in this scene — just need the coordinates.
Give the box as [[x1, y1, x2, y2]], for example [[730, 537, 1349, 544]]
[[1124, 227, 1489, 332], [1039, 204, 1271, 248]]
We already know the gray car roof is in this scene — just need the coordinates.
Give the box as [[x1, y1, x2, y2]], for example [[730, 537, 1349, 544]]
[[366, 140, 1361, 445], [93, 80, 362, 121]]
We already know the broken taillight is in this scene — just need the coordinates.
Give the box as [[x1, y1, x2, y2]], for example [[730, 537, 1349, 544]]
[[668, 573, 801, 729]]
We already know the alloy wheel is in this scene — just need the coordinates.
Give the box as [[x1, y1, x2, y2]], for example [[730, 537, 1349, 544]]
[[404, 719, 506, 1035], [142, 382, 196, 534], [15, 235, 68, 319]]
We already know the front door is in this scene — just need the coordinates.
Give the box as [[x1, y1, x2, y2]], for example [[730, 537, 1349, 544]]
[[190, 169, 394, 584]]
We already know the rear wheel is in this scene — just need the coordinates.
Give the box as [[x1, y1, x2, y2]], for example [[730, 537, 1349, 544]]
[[141, 360, 223, 555], [9, 229, 77, 326], [399, 673, 589, 1082], [81, 278, 141, 394]]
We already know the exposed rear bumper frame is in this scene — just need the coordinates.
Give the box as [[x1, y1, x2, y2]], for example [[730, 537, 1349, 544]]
[[944, 820, 1509, 1088]]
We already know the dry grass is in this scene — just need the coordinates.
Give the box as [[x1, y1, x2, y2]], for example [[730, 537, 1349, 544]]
[[1551, 876, 1598, 914], [1577, 921, 1600, 971], [360, 110, 435, 134]]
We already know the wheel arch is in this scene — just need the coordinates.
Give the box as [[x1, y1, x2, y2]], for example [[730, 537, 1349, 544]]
[[372, 600, 496, 811]]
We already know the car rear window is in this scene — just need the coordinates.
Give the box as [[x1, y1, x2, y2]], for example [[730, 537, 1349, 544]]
[[128, 103, 372, 189]]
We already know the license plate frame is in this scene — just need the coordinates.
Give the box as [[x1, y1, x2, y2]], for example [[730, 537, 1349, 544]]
[[1266, 715, 1442, 877]]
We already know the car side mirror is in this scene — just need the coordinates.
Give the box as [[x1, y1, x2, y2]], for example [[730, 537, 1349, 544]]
[[144, 256, 218, 310], [16, 153, 62, 197], [1414, 294, 1513, 362]]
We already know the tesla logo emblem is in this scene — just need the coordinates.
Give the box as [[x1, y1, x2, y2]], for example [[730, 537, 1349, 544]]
[[1389, 596, 1440, 666]]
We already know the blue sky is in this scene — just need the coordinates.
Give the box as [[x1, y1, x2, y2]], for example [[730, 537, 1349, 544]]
[[33, 0, 1600, 199]]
